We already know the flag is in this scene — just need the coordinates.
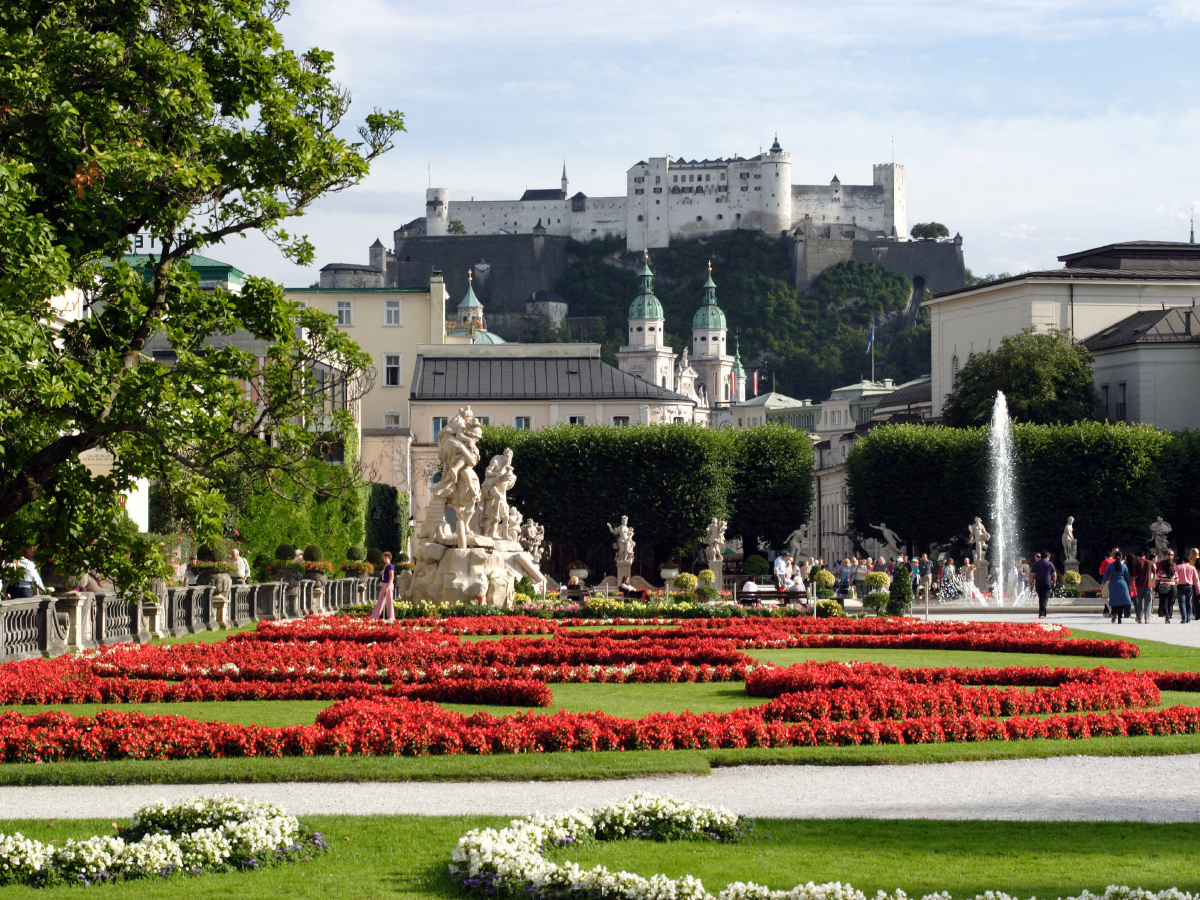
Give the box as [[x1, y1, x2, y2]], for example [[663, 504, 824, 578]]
[[752, 370, 758, 396], [866, 323, 874, 354]]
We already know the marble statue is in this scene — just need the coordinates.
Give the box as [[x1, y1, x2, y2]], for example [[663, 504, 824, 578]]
[[969, 516, 991, 565], [1062, 516, 1078, 562], [520, 518, 545, 564], [480, 448, 517, 539], [433, 407, 483, 549], [506, 506, 523, 543], [703, 517, 727, 568], [1151, 516, 1173, 555], [785, 525, 810, 560], [608, 516, 636, 566], [869, 522, 902, 559]]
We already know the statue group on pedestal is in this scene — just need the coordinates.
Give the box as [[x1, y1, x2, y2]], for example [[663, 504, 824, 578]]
[[607, 516, 636, 566], [704, 518, 727, 568]]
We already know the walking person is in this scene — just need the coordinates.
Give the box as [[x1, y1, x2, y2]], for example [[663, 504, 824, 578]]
[[1157, 550, 1179, 623], [5, 548, 44, 598], [918, 554, 933, 606], [369, 551, 396, 620], [1191, 549, 1200, 619], [1103, 550, 1134, 624], [1131, 550, 1152, 624], [1029, 551, 1057, 619], [1175, 551, 1199, 624]]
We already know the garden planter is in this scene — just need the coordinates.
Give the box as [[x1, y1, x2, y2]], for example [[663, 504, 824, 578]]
[[568, 568, 588, 582]]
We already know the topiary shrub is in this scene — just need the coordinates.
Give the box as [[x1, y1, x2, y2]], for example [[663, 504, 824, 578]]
[[672, 572, 699, 592], [302, 543, 323, 563], [697, 569, 716, 585], [863, 591, 890, 616], [811, 569, 835, 591], [346, 546, 365, 562], [275, 543, 296, 561], [398, 552, 409, 563], [514, 575, 537, 598], [366, 547, 384, 567], [815, 598, 845, 618], [743, 555, 770, 577], [1063, 570, 1082, 586], [887, 562, 914, 616], [864, 571, 890, 592], [696, 584, 719, 603]]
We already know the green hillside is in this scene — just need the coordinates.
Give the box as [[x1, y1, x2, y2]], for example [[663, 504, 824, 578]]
[[554, 232, 930, 402]]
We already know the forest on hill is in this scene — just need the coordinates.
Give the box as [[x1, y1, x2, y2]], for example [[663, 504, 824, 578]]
[[552, 231, 931, 403]]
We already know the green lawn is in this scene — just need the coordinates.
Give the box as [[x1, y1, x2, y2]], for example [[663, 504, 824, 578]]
[[1, 815, 1197, 899]]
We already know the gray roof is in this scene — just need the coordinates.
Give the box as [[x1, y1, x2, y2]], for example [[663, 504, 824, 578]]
[[320, 262, 381, 273], [1059, 241, 1200, 267], [1083, 307, 1200, 352], [411, 356, 694, 403], [931, 266, 1200, 300], [874, 376, 932, 412], [519, 189, 567, 201]]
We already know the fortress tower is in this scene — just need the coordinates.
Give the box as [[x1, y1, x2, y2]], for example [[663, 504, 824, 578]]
[[617, 251, 677, 389], [426, 188, 450, 237], [759, 135, 792, 235], [690, 262, 735, 406], [872, 163, 906, 240]]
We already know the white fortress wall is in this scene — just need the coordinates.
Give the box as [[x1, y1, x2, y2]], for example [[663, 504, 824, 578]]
[[449, 199, 572, 236], [569, 198, 628, 241]]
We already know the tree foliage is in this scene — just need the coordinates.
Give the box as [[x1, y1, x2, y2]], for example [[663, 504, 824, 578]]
[[910, 222, 950, 240], [0, 0, 403, 595], [555, 232, 927, 403], [942, 328, 1100, 427], [847, 422, 1174, 566], [812, 259, 912, 316], [724, 424, 814, 555]]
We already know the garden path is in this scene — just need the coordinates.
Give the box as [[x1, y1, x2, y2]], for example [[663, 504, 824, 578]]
[[934, 611, 1200, 648], [7, 755, 1200, 821]]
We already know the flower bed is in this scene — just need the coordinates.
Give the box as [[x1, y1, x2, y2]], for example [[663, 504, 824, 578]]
[[449, 793, 1200, 900], [0, 796, 324, 887]]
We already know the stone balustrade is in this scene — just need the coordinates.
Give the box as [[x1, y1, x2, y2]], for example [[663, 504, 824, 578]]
[[0, 576, 378, 663]]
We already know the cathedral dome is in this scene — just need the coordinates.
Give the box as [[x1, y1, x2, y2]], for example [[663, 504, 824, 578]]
[[629, 252, 664, 320], [691, 265, 726, 329]]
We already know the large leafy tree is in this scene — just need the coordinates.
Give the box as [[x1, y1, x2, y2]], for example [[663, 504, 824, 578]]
[[0, 0, 402, 593], [942, 327, 1100, 427]]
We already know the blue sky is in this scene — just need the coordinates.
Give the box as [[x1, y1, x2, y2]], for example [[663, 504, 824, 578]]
[[215, 0, 1200, 287]]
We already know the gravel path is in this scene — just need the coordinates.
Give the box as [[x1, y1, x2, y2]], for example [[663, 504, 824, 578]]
[[934, 610, 1200, 647], [7, 755, 1200, 821]]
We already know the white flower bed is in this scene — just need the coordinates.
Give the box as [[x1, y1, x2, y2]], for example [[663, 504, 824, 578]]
[[450, 793, 1200, 900], [0, 796, 326, 887]]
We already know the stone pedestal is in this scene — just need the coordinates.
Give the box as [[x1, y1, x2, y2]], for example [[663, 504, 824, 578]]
[[55, 592, 96, 651], [357, 581, 368, 606], [973, 562, 990, 591], [616, 563, 632, 585], [142, 601, 167, 639], [1065, 559, 1080, 575], [210, 594, 231, 630]]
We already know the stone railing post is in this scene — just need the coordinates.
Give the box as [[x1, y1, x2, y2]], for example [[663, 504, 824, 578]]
[[142, 600, 166, 639], [210, 593, 231, 630], [55, 592, 97, 652]]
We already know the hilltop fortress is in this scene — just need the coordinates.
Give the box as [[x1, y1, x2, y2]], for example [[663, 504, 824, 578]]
[[419, 137, 906, 250], [320, 137, 963, 315]]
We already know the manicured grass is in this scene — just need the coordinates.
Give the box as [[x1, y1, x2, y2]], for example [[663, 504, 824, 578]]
[[149, 623, 259, 645], [2, 815, 1198, 898], [546, 818, 1200, 898]]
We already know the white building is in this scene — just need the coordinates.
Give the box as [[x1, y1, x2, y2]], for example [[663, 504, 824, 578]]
[[425, 138, 906, 252], [924, 241, 1200, 423]]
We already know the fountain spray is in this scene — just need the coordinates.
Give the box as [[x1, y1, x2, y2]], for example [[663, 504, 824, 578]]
[[989, 392, 1019, 605]]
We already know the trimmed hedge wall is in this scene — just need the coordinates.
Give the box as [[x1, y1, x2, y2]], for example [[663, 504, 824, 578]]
[[476, 423, 813, 565], [847, 422, 1177, 565]]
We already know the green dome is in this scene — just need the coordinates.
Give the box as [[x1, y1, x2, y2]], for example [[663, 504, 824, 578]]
[[629, 253, 664, 320], [472, 329, 506, 344], [692, 267, 726, 330]]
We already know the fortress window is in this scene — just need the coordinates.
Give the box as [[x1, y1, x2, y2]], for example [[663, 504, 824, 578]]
[[720, 173, 725, 180], [673, 175, 678, 182], [705, 174, 710, 181], [754, 174, 761, 179], [740, 172, 749, 179], [717, 214, 723, 220], [653, 188, 662, 194], [637, 214, 644, 221], [696, 215, 702, 221], [741, 186, 748, 192], [735, 213, 741, 220], [655, 176, 661, 183]]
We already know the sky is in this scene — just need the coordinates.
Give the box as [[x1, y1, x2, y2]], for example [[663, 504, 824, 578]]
[[214, 0, 1200, 287]]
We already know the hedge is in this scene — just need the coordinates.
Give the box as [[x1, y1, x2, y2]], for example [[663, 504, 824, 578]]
[[847, 422, 1175, 564], [476, 423, 813, 567]]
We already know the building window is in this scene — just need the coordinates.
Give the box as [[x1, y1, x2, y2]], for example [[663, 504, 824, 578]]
[[673, 416, 684, 424], [432, 417, 448, 443], [724, 384, 730, 401], [515, 416, 532, 430], [385, 300, 401, 326], [568, 415, 586, 425], [336, 301, 352, 326], [384, 413, 402, 428], [477, 416, 490, 426], [1116, 383, 1127, 421], [1101, 384, 1109, 420], [384, 353, 401, 387], [612, 416, 630, 427], [951, 355, 960, 383]]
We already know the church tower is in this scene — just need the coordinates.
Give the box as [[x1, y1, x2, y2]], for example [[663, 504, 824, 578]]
[[690, 261, 735, 406], [617, 250, 677, 389], [731, 340, 746, 403], [561, 161, 569, 196]]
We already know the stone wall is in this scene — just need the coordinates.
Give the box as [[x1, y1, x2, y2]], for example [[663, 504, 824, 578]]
[[852, 238, 965, 295]]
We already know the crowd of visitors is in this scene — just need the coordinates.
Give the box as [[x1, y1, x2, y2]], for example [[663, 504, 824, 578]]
[[1106, 546, 1200, 625]]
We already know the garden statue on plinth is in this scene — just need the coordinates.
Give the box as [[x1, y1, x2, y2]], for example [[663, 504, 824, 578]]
[[869, 522, 902, 560], [703, 518, 727, 575], [608, 516, 636, 583], [785, 525, 810, 560], [969, 516, 991, 589], [480, 449, 517, 539], [520, 519, 545, 564], [1151, 516, 1173, 555], [410, 406, 546, 607], [1062, 516, 1079, 573]]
